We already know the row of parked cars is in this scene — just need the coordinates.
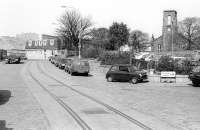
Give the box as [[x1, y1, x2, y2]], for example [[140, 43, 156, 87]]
[[49, 56, 90, 76], [48, 55, 148, 84]]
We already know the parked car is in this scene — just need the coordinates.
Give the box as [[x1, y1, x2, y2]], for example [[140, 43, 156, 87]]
[[106, 64, 147, 84], [58, 58, 69, 69], [50, 55, 57, 64], [64, 58, 73, 73], [48, 56, 53, 62], [68, 59, 90, 75], [54, 56, 62, 67], [188, 66, 200, 87], [5, 55, 21, 64]]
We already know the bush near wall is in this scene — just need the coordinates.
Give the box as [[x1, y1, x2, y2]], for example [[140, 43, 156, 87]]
[[81, 46, 99, 58], [156, 56, 193, 75]]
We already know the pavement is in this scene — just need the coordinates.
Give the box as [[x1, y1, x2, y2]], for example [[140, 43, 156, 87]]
[[0, 59, 200, 130], [0, 61, 50, 130]]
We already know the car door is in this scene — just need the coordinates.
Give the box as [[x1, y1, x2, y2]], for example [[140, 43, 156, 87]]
[[118, 66, 130, 81], [108, 66, 119, 80]]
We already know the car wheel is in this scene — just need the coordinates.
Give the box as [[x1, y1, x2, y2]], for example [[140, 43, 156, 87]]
[[131, 77, 138, 84], [192, 81, 199, 87], [70, 71, 74, 76], [107, 76, 113, 82], [84, 73, 88, 76]]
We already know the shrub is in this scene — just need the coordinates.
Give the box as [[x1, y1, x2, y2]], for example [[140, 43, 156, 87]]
[[157, 56, 174, 71], [156, 56, 192, 75], [82, 46, 99, 58]]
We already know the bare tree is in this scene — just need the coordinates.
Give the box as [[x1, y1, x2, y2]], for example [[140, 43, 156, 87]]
[[178, 17, 200, 50], [56, 10, 92, 50]]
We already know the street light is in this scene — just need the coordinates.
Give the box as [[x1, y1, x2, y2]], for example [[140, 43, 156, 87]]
[[171, 21, 173, 57], [78, 33, 82, 59]]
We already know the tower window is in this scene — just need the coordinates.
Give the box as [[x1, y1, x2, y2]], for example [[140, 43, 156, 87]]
[[158, 44, 161, 52], [167, 15, 171, 25]]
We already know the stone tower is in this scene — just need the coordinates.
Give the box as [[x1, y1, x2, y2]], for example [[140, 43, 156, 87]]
[[162, 10, 178, 52]]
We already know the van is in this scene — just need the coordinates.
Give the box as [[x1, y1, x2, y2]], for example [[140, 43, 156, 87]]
[[68, 59, 90, 76]]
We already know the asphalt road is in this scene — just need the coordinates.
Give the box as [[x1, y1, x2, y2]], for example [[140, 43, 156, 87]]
[[0, 60, 200, 130]]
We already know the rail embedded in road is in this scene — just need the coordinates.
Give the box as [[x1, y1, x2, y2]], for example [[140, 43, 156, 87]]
[[36, 61, 153, 130]]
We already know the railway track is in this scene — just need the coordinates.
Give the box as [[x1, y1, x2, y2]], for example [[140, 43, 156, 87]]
[[28, 62, 92, 130], [37, 61, 153, 130]]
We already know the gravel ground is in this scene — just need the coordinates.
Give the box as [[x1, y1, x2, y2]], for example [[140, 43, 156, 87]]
[[40, 59, 200, 130], [0, 61, 50, 130], [1, 59, 200, 130]]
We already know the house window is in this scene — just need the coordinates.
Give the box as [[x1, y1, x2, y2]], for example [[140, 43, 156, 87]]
[[50, 39, 54, 46], [35, 41, 38, 46], [39, 41, 42, 46], [43, 40, 47, 46], [168, 15, 171, 25]]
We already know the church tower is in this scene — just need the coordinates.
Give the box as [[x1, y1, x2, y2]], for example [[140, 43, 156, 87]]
[[162, 10, 178, 52]]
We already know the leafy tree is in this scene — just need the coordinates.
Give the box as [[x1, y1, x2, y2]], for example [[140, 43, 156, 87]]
[[56, 10, 92, 50], [178, 17, 200, 50], [108, 22, 129, 50], [129, 30, 149, 52]]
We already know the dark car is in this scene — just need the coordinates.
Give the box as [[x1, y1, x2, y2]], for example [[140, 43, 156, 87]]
[[188, 66, 200, 87], [5, 55, 21, 64], [106, 64, 147, 84]]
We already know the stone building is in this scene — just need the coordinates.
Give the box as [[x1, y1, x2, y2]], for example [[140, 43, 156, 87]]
[[152, 10, 187, 54]]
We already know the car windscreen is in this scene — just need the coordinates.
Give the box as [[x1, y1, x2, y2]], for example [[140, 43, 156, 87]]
[[61, 59, 69, 63], [80, 61, 89, 66]]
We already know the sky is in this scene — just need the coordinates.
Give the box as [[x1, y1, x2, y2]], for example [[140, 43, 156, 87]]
[[0, 0, 200, 38]]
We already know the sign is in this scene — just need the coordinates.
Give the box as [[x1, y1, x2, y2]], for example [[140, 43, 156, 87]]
[[161, 71, 176, 78], [160, 71, 176, 83]]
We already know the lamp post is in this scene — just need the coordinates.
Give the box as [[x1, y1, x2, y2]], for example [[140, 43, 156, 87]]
[[171, 21, 173, 57], [78, 34, 81, 59]]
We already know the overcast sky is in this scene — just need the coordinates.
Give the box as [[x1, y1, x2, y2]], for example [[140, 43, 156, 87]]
[[0, 0, 199, 37]]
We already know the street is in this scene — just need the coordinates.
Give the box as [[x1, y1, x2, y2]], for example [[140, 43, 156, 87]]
[[0, 60, 200, 130]]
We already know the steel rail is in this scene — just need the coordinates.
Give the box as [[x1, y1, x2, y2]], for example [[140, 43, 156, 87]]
[[37, 62, 153, 130], [28, 63, 92, 130]]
